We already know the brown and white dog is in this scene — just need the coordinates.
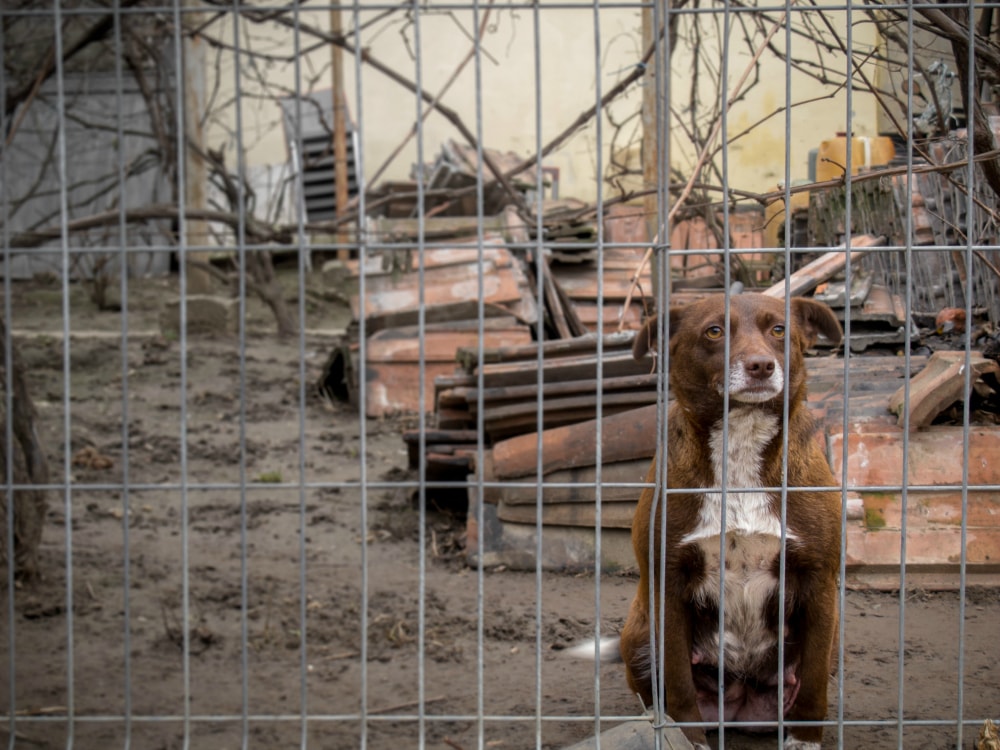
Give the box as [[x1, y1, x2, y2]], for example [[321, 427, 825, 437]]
[[619, 293, 843, 750]]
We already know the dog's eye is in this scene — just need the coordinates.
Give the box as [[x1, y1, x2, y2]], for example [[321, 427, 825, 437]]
[[772, 325, 786, 338], [705, 325, 724, 340]]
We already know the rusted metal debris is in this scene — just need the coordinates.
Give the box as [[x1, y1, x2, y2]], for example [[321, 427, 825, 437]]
[[807, 126, 1000, 331]]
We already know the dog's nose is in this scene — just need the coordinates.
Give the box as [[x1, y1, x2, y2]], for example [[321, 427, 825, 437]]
[[744, 356, 775, 380]]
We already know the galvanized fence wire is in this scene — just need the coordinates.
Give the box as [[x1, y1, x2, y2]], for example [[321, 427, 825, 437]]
[[2, 0, 999, 749]]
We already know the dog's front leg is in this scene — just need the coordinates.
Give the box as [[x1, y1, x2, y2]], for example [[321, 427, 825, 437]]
[[783, 571, 838, 749], [659, 592, 711, 750]]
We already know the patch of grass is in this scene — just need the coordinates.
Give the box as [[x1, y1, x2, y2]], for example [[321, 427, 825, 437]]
[[864, 506, 887, 529], [255, 470, 283, 484]]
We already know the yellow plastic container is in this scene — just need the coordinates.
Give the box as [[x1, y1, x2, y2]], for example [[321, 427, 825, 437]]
[[815, 134, 894, 182]]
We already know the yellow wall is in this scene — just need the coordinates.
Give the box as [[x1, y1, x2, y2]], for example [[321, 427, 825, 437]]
[[201, 3, 884, 206]]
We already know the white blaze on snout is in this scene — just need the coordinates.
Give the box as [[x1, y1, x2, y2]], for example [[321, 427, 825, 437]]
[[718, 356, 785, 403]]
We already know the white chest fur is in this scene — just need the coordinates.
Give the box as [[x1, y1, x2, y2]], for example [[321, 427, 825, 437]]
[[681, 406, 790, 544], [691, 531, 783, 673], [682, 407, 794, 674]]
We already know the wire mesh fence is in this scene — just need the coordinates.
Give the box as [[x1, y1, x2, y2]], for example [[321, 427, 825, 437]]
[[2, 0, 1000, 749]]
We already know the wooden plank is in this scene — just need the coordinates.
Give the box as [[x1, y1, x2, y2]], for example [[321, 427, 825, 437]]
[[497, 500, 636, 529], [482, 402, 654, 441], [342, 236, 511, 276], [763, 233, 886, 298], [461, 331, 635, 370], [367, 322, 532, 363], [477, 389, 658, 424], [369, 215, 508, 241], [473, 351, 653, 389], [530, 253, 589, 340], [573, 301, 644, 333], [402, 428, 480, 444], [426, 451, 472, 468], [469, 373, 659, 408], [364, 300, 527, 335], [491, 404, 659, 479], [366, 326, 532, 417], [436, 408, 474, 429], [354, 261, 530, 319], [888, 351, 1000, 429], [436, 387, 474, 409], [434, 373, 477, 405], [491, 459, 652, 505]]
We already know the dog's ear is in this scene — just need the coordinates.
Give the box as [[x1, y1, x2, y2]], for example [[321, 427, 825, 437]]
[[791, 297, 843, 349], [632, 307, 688, 361]]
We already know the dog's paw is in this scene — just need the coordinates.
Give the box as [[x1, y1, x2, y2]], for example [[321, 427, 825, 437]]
[[783, 737, 820, 750]]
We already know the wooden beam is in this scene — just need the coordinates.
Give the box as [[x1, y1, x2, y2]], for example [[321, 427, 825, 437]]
[[330, 5, 350, 260], [888, 351, 1000, 429], [491, 404, 659, 479], [763, 234, 886, 298]]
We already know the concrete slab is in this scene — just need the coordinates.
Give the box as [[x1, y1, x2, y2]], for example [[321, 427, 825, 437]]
[[560, 719, 692, 750], [466, 490, 635, 573]]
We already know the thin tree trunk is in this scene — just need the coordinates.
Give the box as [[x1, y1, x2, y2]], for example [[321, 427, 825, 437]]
[[0, 319, 49, 581], [247, 252, 297, 339]]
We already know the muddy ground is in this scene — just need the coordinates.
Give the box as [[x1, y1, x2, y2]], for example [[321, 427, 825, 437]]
[[2, 274, 998, 749]]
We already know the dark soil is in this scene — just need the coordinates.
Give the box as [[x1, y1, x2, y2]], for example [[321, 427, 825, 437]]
[[2, 276, 997, 749]]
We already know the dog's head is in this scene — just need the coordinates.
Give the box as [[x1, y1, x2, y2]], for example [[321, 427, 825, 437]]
[[633, 293, 842, 412]]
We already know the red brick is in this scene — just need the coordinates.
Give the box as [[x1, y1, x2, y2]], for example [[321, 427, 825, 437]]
[[862, 491, 1000, 530], [846, 526, 1000, 566], [829, 427, 1000, 488]]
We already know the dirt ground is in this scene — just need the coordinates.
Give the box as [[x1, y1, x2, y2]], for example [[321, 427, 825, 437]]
[[2, 274, 998, 750]]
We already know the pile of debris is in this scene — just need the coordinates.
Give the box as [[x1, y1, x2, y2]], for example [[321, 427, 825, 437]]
[[807, 123, 1000, 336], [315, 133, 1000, 585], [319, 198, 658, 417], [321, 230, 884, 556]]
